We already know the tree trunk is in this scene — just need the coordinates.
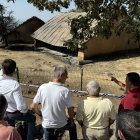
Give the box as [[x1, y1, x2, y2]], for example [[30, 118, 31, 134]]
[[3, 35, 8, 47]]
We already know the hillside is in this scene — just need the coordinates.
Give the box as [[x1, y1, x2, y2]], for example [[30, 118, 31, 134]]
[[0, 48, 140, 72], [0, 47, 140, 140]]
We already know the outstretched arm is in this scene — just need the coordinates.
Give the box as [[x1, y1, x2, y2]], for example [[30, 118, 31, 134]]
[[111, 76, 126, 90], [108, 73, 126, 90]]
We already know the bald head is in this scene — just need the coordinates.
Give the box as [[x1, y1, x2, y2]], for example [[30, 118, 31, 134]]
[[86, 81, 100, 96]]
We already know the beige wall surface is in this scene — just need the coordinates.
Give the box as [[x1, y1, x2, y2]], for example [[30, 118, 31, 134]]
[[84, 33, 140, 58]]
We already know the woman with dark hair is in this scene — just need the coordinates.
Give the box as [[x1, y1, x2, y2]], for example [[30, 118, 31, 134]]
[[0, 94, 21, 140]]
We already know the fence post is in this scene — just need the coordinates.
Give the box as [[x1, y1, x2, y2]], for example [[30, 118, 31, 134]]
[[80, 65, 83, 91], [16, 67, 20, 82]]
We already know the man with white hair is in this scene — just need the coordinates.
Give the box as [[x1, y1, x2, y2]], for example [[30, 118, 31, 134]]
[[76, 81, 116, 140], [31, 65, 77, 140]]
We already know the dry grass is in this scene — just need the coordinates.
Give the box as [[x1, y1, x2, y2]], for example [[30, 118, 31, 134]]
[[0, 47, 140, 140]]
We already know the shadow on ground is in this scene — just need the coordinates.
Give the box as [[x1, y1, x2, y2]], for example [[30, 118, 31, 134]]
[[0, 44, 34, 51], [79, 48, 140, 65]]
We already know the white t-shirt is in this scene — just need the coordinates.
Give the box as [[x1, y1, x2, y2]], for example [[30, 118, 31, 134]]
[[0, 77, 28, 113], [33, 82, 72, 128]]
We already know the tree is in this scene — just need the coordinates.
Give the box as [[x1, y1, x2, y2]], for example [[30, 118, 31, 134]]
[[0, 4, 18, 46], [7, 0, 140, 51]]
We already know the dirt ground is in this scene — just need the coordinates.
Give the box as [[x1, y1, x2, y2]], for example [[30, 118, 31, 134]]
[[0, 47, 140, 140]]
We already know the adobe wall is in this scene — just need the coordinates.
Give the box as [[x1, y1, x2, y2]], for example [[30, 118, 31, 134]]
[[84, 33, 140, 58]]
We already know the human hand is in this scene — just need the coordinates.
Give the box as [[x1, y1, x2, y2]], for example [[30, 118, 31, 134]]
[[107, 73, 117, 82], [111, 76, 118, 82]]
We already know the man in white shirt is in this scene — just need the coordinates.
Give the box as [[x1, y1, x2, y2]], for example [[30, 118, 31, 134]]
[[76, 81, 116, 140], [0, 59, 36, 140], [31, 65, 77, 140]]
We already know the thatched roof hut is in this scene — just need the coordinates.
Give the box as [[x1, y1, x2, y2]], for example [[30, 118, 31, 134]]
[[32, 12, 140, 60], [7, 16, 45, 44], [32, 12, 85, 47]]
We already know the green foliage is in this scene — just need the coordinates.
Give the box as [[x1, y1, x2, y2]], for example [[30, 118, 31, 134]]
[[7, 0, 140, 50], [0, 4, 18, 46], [27, 0, 71, 12], [68, 0, 140, 49]]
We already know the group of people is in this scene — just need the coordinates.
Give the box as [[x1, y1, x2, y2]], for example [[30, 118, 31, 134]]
[[0, 58, 140, 140]]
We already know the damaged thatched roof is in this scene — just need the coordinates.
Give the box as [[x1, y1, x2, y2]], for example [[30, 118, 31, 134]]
[[32, 12, 86, 47]]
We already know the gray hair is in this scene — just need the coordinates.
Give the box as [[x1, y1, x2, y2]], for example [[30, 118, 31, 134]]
[[86, 81, 100, 96], [53, 65, 67, 78], [0, 94, 7, 119]]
